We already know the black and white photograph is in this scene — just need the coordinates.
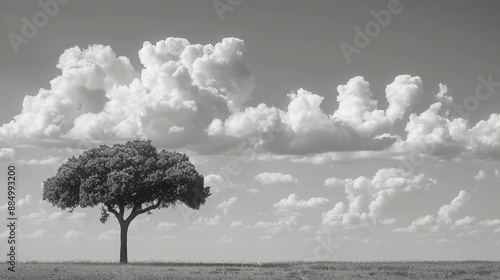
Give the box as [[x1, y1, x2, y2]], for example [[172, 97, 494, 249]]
[[1, 0, 499, 279]]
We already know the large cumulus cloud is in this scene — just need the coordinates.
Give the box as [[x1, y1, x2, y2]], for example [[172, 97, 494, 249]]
[[209, 75, 423, 155], [1, 37, 500, 160], [0, 37, 254, 153]]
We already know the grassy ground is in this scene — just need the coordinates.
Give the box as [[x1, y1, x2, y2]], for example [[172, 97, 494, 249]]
[[1, 261, 499, 279]]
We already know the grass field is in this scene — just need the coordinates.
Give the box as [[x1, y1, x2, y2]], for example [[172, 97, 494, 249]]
[[1, 261, 499, 279]]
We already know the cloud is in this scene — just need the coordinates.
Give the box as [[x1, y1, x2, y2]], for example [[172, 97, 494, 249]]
[[255, 172, 298, 185], [0, 37, 254, 154], [474, 170, 486, 181], [437, 190, 471, 224], [259, 235, 273, 242], [2, 36, 499, 162], [204, 174, 241, 193], [20, 209, 86, 226], [21, 210, 63, 225], [436, 238, 453, 245], [478, 219, 500, 227], [0, 194, 32, 210], [230, 220, 242, 227], [322, 168, 436, 229], [62, 230, 84, 239], [159, 235, 179, 240], [129, 217, 151, 231], [456, 229, 482, 237], [274, 194, 329, 213], [209, 75, 417, 155], [248, 188, 259, 194], [0, 148, 15, 161], [217, 197, 237, 214], [20, 229, 53, 239], [396, 190, 471, 233], [18, 195, 33, 206], [298, 225, 314, 233], [192, 215, 221, 226], [17, 157, 59, 165], [324, 177, 345, 188], [68, 211, 87, 226], [454, 216, 476, 228], [254, 215, 298, 234], [97, 229, 119, 241], [155, 222, 178, 231], [215, 235, 233, 244], [393, 83, 500, 160], [0, 229, 9, 239]]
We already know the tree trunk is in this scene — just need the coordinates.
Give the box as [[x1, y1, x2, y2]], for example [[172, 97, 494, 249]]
[[119, 220, 130, 264]]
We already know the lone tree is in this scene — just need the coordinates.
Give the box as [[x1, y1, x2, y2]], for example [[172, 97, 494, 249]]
[[43, 140, 210, 263]]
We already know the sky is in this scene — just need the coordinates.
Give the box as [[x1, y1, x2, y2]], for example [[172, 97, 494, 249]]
[[0, 0, 500, 262]]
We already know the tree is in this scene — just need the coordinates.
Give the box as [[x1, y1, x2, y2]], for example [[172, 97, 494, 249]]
[[43, 140, 210, 263]]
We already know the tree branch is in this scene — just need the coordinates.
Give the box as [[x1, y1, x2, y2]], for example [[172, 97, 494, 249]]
[[105, 203, 119, 217], [126, 200, 162, 223]]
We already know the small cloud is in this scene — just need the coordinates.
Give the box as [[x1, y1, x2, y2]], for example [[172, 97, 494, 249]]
[[62, 230, 84, 239], [216, 197, 238, 214], [259, 235, 273, 242], [230, 220, 242, 227], [69, 211, 87, 226], [436, 238, 453, 245], [255, 215, 298, 234], [248, 188, 260, 194], [17, 157, 60, 165], [168, 126, 185, 133], [456, 229, 482, 237], [454, 216, 476, 228], [478, 219, 500, 227], [361, 238, 381, 246], [324, 177, 345, 188], [274, 193, 329, 213], [192, 215, 221, 226], [20, 229, 54, 239], [381, 218, 396, 225], [255, 172, 298, 185], [97, 229, 119, 241], [0, 194, 32, 210], [215, 235, 233, 244], [0, 148, 15, 161], [204, 174, 241, 193], [155, 222, 178, 230], [21, 210, 62, 224], [159, 235, 179, 240], [298, 225, 313, 233], [18, 195, 33, 206], [396, 190, 471, 234], [0, 229, 10, 239], [474, 170, 486, 181]]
